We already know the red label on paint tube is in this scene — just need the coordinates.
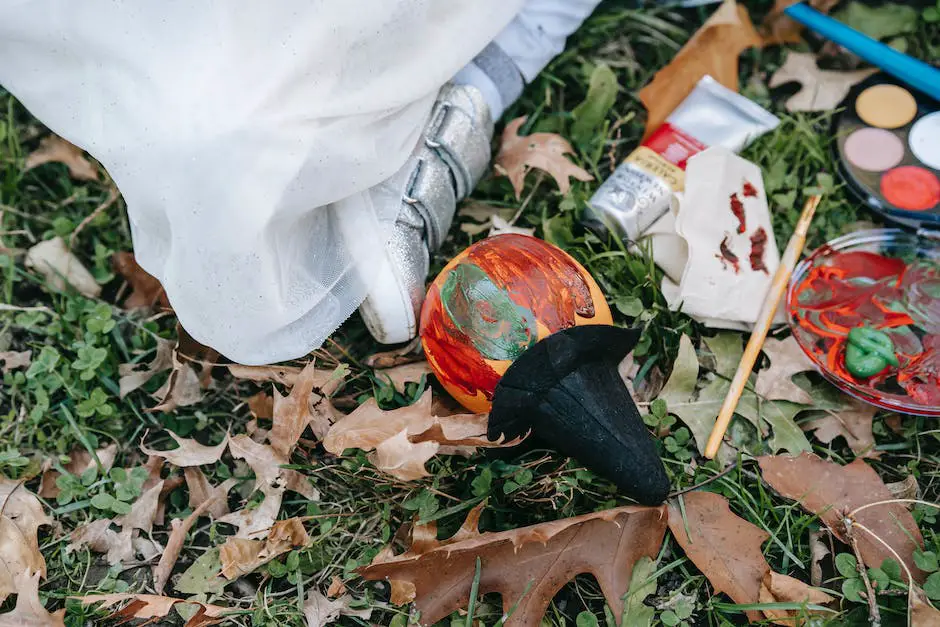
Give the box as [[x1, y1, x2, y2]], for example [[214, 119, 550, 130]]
[[586, 76, 779, 242], [641, 122, 707, 169]]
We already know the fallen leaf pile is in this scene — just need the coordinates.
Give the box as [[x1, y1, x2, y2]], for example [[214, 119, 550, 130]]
[[360, 504, 667, 626], [493, 116, 593, 199]]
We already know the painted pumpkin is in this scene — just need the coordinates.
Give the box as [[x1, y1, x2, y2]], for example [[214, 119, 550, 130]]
[[419, 234, 612, 413]]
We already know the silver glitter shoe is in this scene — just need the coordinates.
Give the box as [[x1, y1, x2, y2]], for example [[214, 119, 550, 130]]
[[359, 83, 494, 344]]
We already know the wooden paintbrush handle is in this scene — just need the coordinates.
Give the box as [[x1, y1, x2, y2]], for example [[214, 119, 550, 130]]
[[703, 195, 822, 459]]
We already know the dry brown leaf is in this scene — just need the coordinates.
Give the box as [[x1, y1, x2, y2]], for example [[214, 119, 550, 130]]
[[887, 475, 920, 503], [809, 530, 829, 587], [151, 349, 203, 413], [762, 0, 840, 45], [324, 390, 518, 481], [885, 414, 905, 435], [758, 453, 925, 582], [119, 338, 174, 399], [758, 571, 834, 625], [769, 52, 877, 112], [227, 363, 305, 386], [360, 504, 667, 626], [39, 443, 118, 498], [140, 431, 227, 467], [24, 237, 101, 298], [458, 202, 518, 236], [116, 480, 164, 534], [24, 135, 98, 181], [112, 251, 170, 311], [0, 351, 31, 374], [183, 468, 236, 519], [911, 588, 940, 626], [270, 361, 339, 457], [327, 576, 346, 598], [493, 116, 593, 199], [0, 571, 65, 627], [802, 398, 877, 457], [78, 593, 228, 627], [303, 590, 372, 627], [153, 487, 229, 594], [247, 391, 274, 420], [220, 435, 317, 537], [639, 0, 762, 139], [67, 520, 134, 565], [754, 336, 815, 405], [375, 361, 433, 395], [668, 491, 769, 623], [0, 482, 53, 602], [220, 517, 309, 579], [363, 338, 423, 369]]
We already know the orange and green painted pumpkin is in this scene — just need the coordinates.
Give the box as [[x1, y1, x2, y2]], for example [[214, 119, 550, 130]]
[[419, 234, 612, 413]]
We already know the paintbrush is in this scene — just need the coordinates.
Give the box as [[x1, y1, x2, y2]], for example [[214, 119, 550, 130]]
[[704, 194, 823, 459]]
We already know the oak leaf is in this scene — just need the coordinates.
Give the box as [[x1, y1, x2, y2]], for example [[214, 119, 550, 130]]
[[270, 362, 345, 456], [24, 237, 101, 298], [758, 571, 834, 625], [911, 588, 940, 626], [754, 336, 814, 405], [116, 480, 164, 534], [762, 0, 840, 44], [150, 348, 203, 413], [0, 351, 31, 374], [246, 391, 274, 420], [493, 116, 593, 199], [638, 0, 762, 138], [140, 431, 228, 467], [219, 517, 309, 579], [327, 576, 346, 598], [667, 491, 768, 623], [758, 453, 925, 582], [324, 389, 519, 481], [119, 338, 175, 399], [67, 520, 133, 565], [802, 397, 878, 457], [303, 590, 372, 627], [79, 593, 228, 627], [24, 135, 97, 181], [220, 435, 318, 537], [359, 504, 667, 626], [183, 468, 236, 519], [0, 482, 53, 602], [0, 571, 65, 627], [363, 338, 422, 369], [112, 251, 170, 310], [769, 52, 877, 112], [228, 363, 333, 387]]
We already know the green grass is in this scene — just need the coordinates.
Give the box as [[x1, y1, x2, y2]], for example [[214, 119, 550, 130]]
[[2, 1, 940, 626]]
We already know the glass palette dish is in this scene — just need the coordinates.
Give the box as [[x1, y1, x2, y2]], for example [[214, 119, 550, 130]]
[[833, 73, 940, 228], [787, 229, 940, 416]]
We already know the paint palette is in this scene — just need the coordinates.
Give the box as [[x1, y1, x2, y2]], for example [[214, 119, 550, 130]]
[[787, 228, 940, 416], [833, 73, 940, 226]]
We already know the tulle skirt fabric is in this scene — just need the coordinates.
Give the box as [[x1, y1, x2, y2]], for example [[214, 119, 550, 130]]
[[0, 0, 523, 363]]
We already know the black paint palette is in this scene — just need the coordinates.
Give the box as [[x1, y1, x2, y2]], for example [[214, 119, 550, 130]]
[[832, 73, 940, 227]]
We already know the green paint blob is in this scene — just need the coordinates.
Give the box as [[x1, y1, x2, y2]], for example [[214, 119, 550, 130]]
[[440, 262, 538, 361], [845, 326, 899, 378]]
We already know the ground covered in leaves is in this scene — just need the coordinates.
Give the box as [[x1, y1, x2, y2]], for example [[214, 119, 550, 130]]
[[2, 1, 940, 626]]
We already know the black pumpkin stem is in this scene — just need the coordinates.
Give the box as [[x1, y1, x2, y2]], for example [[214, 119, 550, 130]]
[[488, 325, 670, 505]]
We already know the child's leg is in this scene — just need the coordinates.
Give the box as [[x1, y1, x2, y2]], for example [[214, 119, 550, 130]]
[[452, 0, 605, 118]]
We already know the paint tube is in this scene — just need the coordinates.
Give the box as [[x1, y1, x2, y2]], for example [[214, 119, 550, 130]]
[[584, 75, 780, 243]]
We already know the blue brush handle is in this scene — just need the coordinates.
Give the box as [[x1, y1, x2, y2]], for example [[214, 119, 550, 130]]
[[785, 3, 940, 101]]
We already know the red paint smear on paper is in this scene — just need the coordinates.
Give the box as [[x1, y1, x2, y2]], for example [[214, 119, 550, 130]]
[[742, 181, 758, 198], [789, 249, 939, 411], [730, 193, 746, 234], [420, 234, 601, 403], [717, 235, 740, 273], [749, 227, 769, 274]]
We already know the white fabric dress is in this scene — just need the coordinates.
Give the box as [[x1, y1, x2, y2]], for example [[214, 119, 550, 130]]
[[0, 0, 606, 364]]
